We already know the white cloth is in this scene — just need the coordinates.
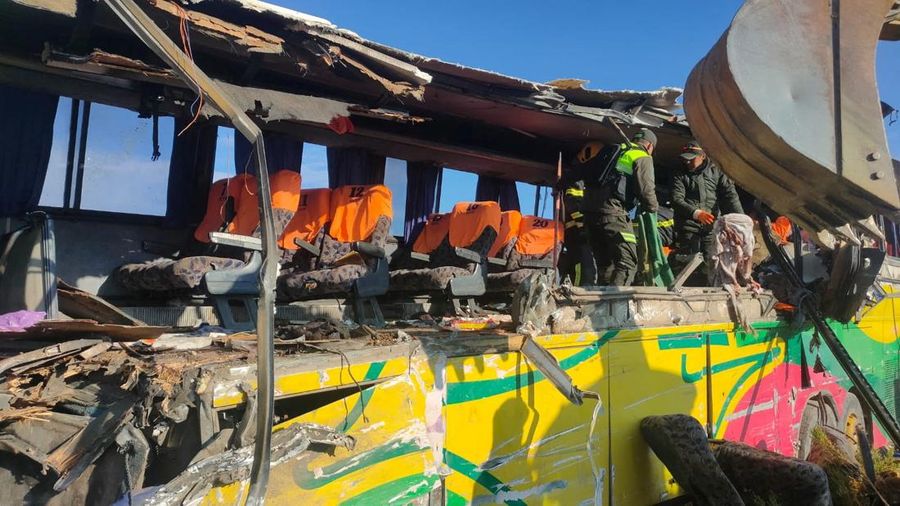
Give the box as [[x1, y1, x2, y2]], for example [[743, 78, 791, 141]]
[[708, 213, 757, 330], [708, 213, 756, 287]]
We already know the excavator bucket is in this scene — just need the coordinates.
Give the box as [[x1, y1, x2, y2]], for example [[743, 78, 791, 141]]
[[685, 0, 899, 247]]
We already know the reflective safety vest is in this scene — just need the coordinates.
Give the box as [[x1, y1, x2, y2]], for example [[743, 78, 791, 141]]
[[614, 143, 651, 176], [564, 187, 585, 230]]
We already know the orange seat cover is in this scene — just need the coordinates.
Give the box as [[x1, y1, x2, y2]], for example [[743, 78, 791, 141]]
[[411, 213, 451, 254], [269, 170, 302, 212], [328, 185, 393, 243], [227, 173, 260, 236], [515, 215, 564, 256], [193, 178, 232, 243], [771, 216, 792, 245], [449, 201, 501, 249], [279, 188, 332, 250], [488, 210, 522, 257]]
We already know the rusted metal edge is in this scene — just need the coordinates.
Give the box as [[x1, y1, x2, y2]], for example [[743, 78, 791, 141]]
[[99, 0, 276, 503]]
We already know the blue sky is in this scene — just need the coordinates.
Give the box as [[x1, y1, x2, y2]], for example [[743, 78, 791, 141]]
[[41, 1, 899, 233]]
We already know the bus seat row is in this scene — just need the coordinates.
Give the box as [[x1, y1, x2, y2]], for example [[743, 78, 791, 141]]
[[116, 171, 300, 293], [390, 201, 501, 312], [115, 173, 563, 327]]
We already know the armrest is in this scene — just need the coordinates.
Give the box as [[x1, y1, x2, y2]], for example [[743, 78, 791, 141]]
[[410, 251, 431, 263], [142, 240, 180, 257], [454, 247, 483, 263], [487, 257, 507, 267], [209, 232, 262, 251], [352, 241, 386, 258], [520, 258, 553, 268], [293, 237, 320, 256]]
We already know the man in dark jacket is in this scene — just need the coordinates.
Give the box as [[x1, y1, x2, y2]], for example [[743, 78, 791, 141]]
[[670, 141, 743, 280], [559, 181, 596, 285], [583, 128, 659, 286]]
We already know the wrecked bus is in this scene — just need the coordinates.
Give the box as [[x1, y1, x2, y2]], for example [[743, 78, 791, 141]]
[[1, 0, 899, 504]]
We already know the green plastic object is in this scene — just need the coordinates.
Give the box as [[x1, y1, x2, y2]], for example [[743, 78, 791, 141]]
[[636, 212, 675, 287]]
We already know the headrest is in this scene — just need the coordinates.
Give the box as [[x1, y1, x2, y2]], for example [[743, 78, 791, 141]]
[[449, 201, 501, 248], [488, 210, 522, 257], [515, 215, 564, 256], [328, 184, 393, 243], [279, 188, 332, 250], [227, 174, 259, 237], [269, 170, 302, 212], [412, 213, 451, 254], [194, 178, 231, 243]]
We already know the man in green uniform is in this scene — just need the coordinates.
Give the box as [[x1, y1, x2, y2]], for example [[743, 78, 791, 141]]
[[583, 128, 659, 286], [670, 141, 743, 281]]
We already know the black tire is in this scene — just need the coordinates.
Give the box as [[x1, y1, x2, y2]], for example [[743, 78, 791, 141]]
[[797, 392, 839, 460]]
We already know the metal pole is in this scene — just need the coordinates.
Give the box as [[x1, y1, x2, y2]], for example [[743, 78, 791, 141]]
[[101, 1, 276, 503], [72, 102, 91, 210], [552, 153, 562, 285], [63, 99, 80, 209]]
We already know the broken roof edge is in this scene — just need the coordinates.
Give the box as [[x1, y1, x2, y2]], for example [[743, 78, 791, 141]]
[[186, 0, 683, 109]]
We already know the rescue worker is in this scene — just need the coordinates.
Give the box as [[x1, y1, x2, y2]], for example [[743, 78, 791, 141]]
[[670, 141, 743, 281], [583, 128, 659, 286], [559, 181, 596, 285]]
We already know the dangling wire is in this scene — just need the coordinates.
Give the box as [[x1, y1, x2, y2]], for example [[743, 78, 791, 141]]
[[174, 4, 205, 136]]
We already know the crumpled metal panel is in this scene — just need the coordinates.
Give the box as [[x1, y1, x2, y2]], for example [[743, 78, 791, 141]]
[[685, 0, 899, 245]]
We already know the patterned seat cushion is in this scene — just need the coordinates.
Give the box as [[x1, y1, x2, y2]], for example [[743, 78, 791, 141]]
[[389, 266, 471, 292], [486, 268, 543, 292], [277, 264, 369, 299], [277, 215, 392, 300], [116, 256, 246, 292]]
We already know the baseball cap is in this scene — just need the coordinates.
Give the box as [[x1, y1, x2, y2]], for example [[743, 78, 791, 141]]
[[632, 128, 658, 146], [680, 141, 705, 160]]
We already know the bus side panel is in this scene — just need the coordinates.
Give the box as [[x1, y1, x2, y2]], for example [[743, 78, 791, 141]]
[[608, 330, 709, 505], [443, 338, 610, 505]]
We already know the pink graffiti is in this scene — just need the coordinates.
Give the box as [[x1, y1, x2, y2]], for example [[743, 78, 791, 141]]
[[721, 362, 886, 456]]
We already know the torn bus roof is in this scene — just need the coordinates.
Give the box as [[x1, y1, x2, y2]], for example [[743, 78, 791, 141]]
[[1, 0, 689, 184]]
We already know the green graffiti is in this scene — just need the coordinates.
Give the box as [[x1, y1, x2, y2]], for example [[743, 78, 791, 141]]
[[657, 331, 729, 350], [335, 361, 386, 433], [681, 347, 781, 384], [295, 439, 426, 489], [339, 474, 438, 506], [445, 331, 617, 405], [446, 489, 469, 506], [444, 450, 526, 506]]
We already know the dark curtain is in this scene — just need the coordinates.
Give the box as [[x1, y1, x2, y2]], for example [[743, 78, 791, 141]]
[[326, 147, 385, 188], [404, 162, 441, 243], [234, 130, 303, 174], [475, 175, 520, 211], [165, 119, 218, 228], [0, 85, 59, 217]]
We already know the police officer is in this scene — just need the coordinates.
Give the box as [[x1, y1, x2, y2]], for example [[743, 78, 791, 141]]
[[670, 141, 743, 280], [583, 128, 659, 286], [559, 181, 596, 285]]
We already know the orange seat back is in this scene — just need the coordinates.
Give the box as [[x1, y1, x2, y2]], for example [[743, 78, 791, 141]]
[[228, 173, 260, 236], [411, 213, 451, 254], [193, 178, 231, 243], [449, 201, 501, 249], [515, 215, 564, 256], [328, 185, 393, 243], [269, 170, 302, 212], [279, 188, 332, 250], [488, 210, 522, 257]]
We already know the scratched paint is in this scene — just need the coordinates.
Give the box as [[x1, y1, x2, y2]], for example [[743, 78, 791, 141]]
[[196, 285, 900, 505]]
